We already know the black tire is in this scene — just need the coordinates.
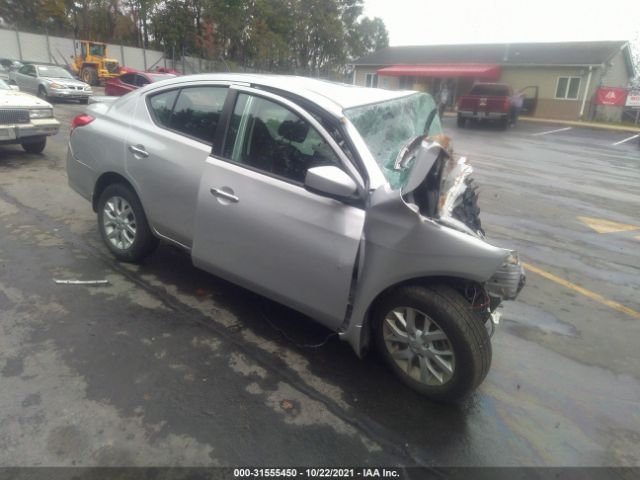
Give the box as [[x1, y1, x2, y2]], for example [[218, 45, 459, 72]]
[[456, 114, 465, 128], [452, 177, 484, 237], [97, 183, 158, 262], [37, 86, 49, 102], [498, 117, 509, 130], [81, 66, 98, 86], [21, 138, 46, 154], [80, 98, 89, 104], [373, 284, 492, 402]]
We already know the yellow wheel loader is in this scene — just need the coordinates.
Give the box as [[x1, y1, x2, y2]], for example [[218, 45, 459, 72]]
[[71, 41, 121, 86]]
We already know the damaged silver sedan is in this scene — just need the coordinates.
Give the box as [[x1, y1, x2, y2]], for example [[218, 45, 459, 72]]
[[66, 74, 525, 401]]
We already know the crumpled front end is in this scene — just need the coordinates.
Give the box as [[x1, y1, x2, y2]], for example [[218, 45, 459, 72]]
[[341, 139, 526, 355]]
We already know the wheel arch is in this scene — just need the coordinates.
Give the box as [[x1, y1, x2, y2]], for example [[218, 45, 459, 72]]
[[352, 274, 484, 357], [92, 172, 138, 212]]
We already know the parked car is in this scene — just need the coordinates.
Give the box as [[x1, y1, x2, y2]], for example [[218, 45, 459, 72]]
[[457, 83, 513, 128], [105, 71, 175, 96], [67, 74, 525, 401], [9, 64, 92, 103], [0, 59, 22, 71], [0, 79, 60, 153], [0, 64, 9, 82]]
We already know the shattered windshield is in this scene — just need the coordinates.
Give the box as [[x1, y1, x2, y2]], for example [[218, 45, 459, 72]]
[[345, 93, 442, 189]]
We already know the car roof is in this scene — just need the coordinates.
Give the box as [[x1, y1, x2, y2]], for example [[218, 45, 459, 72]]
[[145, 73, 416, 116]]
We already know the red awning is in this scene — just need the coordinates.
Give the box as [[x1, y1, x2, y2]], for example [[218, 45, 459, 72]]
[[377, 64, 501, 80]]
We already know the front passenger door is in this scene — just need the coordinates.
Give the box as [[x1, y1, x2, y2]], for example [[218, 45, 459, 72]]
[[192, 89, 365, 329]]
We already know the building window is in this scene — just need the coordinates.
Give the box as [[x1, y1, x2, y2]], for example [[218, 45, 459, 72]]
[[365, 73, 378, 88], [555, 77, 581, 99]]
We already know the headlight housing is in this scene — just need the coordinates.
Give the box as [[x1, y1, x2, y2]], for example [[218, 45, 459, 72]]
[[49, 82, 64, 89], [504, 250, 520, 265], [83, 85, 92, 91], [30, 108, 53, 119]]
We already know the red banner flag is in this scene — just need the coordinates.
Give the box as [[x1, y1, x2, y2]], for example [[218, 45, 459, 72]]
[[596, 87, 628, 106]]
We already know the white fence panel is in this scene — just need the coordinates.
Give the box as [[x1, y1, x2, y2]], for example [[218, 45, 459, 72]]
[[48, 35, 75, 66], [122, 46, 145, 70], [16, 31, 49, 63], [0, 27, 212, 74], [145, 49, 164, 70], [0, 29, 20, 59]]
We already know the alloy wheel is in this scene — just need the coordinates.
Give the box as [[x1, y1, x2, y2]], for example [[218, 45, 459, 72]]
[[383, 306, 455, 385], [102, 196, 137, 250]]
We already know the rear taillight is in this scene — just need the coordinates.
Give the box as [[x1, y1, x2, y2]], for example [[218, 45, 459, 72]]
[[70, 114, 95, 134]]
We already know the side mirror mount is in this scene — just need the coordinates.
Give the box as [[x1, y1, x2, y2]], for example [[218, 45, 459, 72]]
[[304, 166, 358, 200]]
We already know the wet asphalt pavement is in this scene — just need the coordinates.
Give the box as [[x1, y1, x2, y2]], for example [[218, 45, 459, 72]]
[[0, 97, 639, 467]]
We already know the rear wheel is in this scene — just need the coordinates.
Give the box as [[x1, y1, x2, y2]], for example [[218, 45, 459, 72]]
[[373, 284, 491, 401], [21, 137, 46, 154], [81, 66, 98, 86], [97, 184, 158, 262], [456, 114, 466, 128]]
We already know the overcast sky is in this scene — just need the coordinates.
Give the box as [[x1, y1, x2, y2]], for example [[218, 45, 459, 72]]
[[363, 0, 639, 47]]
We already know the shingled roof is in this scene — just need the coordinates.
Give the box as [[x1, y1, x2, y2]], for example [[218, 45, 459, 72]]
[[352, 41, 634, 74]]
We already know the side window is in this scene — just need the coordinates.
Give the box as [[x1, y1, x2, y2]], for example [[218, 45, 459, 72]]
[[223, 93, 342, 184], [148, 89, 179, 128], [168, 86, 228, 144], [20, 65, 34, 76], [136, 75, 150, 87], [120, 73, 136, 85]]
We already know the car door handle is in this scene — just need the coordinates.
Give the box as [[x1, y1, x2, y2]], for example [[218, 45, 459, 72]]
[[128, 145, 149, 158], [210, 187, 239, 203]]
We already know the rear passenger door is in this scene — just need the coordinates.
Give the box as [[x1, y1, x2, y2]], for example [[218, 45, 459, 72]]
[[125, 84, 229, 247], [14, 64, 36, 92]]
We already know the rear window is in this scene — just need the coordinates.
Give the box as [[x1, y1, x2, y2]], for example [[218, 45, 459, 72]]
[[469, 84, 510, 96]]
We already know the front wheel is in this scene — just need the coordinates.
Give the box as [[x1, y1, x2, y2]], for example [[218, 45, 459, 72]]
[[38, 86, 49, 101], [97, 184, 158, 262], [373, 284, 492, 401], [22, 138, 46, 154]]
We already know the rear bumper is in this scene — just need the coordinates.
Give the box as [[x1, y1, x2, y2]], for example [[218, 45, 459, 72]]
[[458, 110, 507, 120]]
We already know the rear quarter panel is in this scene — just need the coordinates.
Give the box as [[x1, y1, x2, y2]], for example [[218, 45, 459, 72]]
[[68, 95, 138, 201]]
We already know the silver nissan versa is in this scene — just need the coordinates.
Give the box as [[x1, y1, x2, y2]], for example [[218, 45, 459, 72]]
[[66, 74, 525, 401]]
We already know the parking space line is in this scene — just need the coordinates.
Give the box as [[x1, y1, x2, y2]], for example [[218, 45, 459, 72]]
[[523, 262, 640, 320], [612, 134, 639, 146], [531, 127, 572, 136]]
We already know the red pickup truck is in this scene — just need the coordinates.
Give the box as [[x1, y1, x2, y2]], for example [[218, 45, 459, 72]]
[[457, 83, 512, 129]]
